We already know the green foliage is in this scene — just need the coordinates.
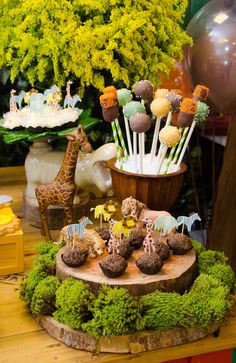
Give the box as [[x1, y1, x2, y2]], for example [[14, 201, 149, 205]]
[[34, 242, 64, 275], [82, 285, 144, 338], [182, 274, 232, 328], [191, 239, 204, 257], [140, 291, 187, 330], [198, 250, 228, 274], [20, 264, 48, 304], [0, 0, 191, 94], [207, 264, 235, 291], [31, 276, 61, 315], [53, 278, 94, 330]]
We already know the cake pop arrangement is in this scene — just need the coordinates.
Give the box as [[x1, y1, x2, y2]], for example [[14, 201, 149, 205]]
[[101, 83, 209, 176]]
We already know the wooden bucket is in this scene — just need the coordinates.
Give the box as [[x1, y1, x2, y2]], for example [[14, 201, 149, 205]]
[[107, 158, 187, 211]]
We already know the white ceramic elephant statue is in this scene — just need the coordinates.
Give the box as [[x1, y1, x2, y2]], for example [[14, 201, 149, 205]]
[[24, 142, 117, 207]]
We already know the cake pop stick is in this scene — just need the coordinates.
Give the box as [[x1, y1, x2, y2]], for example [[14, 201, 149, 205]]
[[156, 126, 181, 174], [129, 113, 151, 174], [150, 98, 171, 162], [133, 131, 138, 172], [176, 101, 209, 169], [117, 88, 133, 155], [171, 127, 188, 164]]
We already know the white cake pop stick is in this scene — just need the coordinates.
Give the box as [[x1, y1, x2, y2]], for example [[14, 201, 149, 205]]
[[165, 110, 173, 126], [133, 131, 138, 173], [138, 133, 143, 173], [176, 121, 196, 169], [156, 145, 168, 174], [150, 116, 161, 162]]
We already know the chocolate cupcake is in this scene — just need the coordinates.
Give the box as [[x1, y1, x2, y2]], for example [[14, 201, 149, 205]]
[[136, 252, 163, 275], [126, 230, 145, 249], [176, 98, 197, 127], [154, 241, 170, 261], [117, 239, 134, 260], [95, 226, 110, 242], [99, 254, 128, 278], [62, 246, 88, 267], [167, 233, 193, 255]]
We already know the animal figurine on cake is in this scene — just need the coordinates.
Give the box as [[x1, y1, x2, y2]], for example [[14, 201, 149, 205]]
[[35, 125, 92, 240], [60, 226, 106, 258], [121, 196, 171, 224]]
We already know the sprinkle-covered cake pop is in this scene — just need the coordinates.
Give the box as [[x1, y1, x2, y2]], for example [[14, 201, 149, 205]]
[[134, 80, 154, 102], [117, 88, 132, 107], [154, 88, 169, 99], [193, 101, 209, 124], [129, 113, 152, 133], [150, 98, 171, 117], [123, 101, 145, 119], [171, 89, 183, 96], [192, 85, 209, 102], [100, 93, 119, 123], [166, 91, 183, 113], [159, 125, 181, 147], [176, 98, 197, 128], [104, 86, 118, 97]]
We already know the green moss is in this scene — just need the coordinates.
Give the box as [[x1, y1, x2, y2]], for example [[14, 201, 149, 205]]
[[0, 0, 191, 93], [53, 278, 94, 330], [191, 239, 204, 257], [35, 242, 64, 275], [82, 285, 144, 338], [141, 291, 188, 330], [183, 274, 232, 328], [198, 250, 228, 274], [207, 264, 235, 291], [36, 241, 56, 255], [31, 276, 61, 315], [20, 265, 48, 304]]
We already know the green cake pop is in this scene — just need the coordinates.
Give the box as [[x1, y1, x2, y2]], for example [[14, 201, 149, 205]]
[[117, 88, 132, 107], [193, 101, 209, 124], [123, 101, 145, 119]]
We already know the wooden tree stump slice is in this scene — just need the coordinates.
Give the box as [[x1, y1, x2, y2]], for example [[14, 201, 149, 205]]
[[35, 314, 221, 354], [56, 247, 197, 296]]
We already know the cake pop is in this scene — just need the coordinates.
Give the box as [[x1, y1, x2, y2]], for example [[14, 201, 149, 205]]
[[177, 98, 197, 128], [123, 101, 145, 119], [154, 88, 169, 99], [117, 88, 132, 107], [192, 85, 209, 102], [134, 80, 154, 103], [156, 126, 181, 174], [193, 101, 209, 124], [129, 113, 152, 173], [150, 98, 171, 117], [166, 91, 183, 113]]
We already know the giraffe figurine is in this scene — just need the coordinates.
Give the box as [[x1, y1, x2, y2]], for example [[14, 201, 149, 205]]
[[64, 80, 73, 108], [35, 125, 92, 240]]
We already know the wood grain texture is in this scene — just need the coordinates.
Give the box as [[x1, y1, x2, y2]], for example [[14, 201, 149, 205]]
[[107, 158, 187, 210], [56, 247, 197, 296], [208, 115, 236, 273], [36, 314, 221, 354]]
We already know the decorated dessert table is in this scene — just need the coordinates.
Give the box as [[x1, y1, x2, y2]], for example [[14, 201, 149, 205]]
[[0, 166, 236, 363]]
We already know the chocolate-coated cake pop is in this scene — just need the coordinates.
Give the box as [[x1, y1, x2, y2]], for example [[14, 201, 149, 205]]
[[129, 113, 151, 133], [100, 93, 119, 123], [192, 85, 209, 102], [176, 98, 197, 128], [134, 80, 154, 102], [166, 91, 183, 113]]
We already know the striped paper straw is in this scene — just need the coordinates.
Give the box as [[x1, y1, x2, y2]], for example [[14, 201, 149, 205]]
[[124, 116, 133, 156], [163, 145, 177, 174], [176, 121, 196, 169], [172, 127, 189, 165], [115, 119, 128, 161], [111, 121, 123, 170]]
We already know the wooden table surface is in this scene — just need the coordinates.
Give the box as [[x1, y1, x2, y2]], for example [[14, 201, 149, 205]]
[[0, 166, 236, 363]]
